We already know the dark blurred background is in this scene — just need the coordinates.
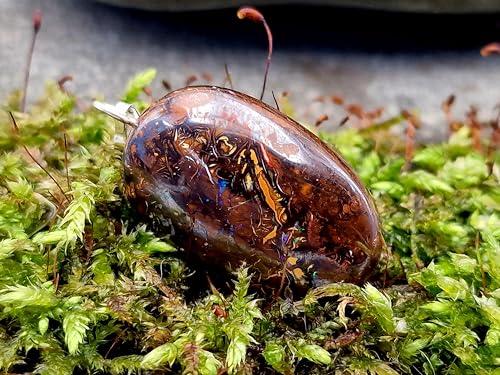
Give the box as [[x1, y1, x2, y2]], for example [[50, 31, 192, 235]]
[[2, 0, 500, 140]]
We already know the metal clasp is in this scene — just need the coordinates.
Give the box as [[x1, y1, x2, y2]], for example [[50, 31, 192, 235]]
[[93, 101, 139, 127]]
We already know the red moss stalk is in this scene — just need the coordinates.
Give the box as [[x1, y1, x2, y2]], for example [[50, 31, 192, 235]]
[[402, 110, 419, 171], [466, 106, 482, 153], [237, 6, 273, 101], [441, 94, 455, 136], [21, 9, 42, 112], [10, 112, 69, 202]]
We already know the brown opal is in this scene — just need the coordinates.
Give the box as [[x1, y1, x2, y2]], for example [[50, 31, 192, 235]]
[[123, 86, 385, 288]]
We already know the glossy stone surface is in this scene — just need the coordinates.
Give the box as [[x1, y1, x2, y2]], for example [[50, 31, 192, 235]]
[[124, 86, 384, 287]]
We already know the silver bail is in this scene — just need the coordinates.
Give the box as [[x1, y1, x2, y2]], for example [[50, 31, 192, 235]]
[[93, 101, 140, 127]]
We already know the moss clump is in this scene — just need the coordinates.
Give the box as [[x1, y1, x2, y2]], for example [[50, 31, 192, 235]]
[[0, 70, 498, 374]]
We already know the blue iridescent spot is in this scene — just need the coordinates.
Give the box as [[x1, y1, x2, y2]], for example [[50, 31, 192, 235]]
[[218, 179, 229, 205]]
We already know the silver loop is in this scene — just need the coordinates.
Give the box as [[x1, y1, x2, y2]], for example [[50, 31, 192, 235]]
[[93, 100, 139, 127]]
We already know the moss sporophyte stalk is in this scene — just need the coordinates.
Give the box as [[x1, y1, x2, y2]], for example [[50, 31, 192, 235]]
[[0, 70, 499, 374]]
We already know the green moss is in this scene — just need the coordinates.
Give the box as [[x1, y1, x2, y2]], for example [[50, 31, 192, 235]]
[[0, 70, 499, 374]]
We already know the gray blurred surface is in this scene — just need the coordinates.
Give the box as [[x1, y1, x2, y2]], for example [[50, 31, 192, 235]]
[[1, 0, 500, 141], [95, 0, 500, 13]]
